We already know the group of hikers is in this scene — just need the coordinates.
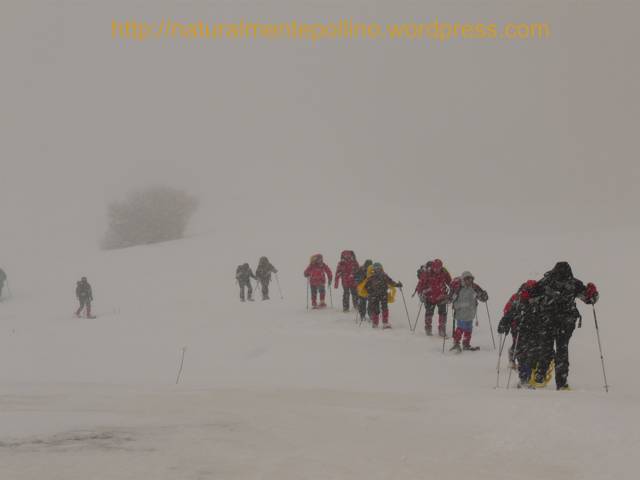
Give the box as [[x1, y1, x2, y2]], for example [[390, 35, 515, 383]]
[[301, 252, 488, 351], [236, 252, 601, 390], [5, 255, 603, 392], [235, 257, 279, 302]]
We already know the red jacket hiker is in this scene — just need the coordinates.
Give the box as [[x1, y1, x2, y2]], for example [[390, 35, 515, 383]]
[[334, 250, 360, 312], [415, 259, 452, 304], [304, 254, 333, 308], [414, 259, 452, 336], [334, 250, 359, 289], [304, 254, 333, 287]]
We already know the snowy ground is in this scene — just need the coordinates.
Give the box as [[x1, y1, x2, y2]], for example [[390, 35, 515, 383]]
[[1, 231, 638, 479]]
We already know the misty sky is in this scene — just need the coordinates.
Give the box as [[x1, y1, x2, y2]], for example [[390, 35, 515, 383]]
[[1, 1, 638, 255]]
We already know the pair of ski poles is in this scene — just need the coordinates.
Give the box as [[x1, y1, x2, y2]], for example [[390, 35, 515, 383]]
[[306, 278, 334, 310]]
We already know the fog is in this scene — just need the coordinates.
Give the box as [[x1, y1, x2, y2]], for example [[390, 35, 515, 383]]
[[1, 1, 638, 258]]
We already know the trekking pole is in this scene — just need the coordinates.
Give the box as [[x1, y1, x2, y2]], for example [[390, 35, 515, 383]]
[[443, 309, 454, 353], [592, 305, 609, 393], [328, 281, 334, 308], [398, 287, 412, 331], [306, 278, 310, 310], [358, 297, 367, 327], [506, 328, 521, 389], [275, 273, 284, 300], [485, 302, 496, 349], [412, 301, 423, 333], [495, 333, 508, 389]]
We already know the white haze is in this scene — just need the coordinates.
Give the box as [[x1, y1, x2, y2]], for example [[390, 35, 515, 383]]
[[0, 1, 639, 479]]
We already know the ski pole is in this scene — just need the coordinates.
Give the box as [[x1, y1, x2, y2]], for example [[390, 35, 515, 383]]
[[358, 297, 367, 326], [443, 308, 453, 354], [592, 305, 609, 393], [398, 287, 412, 331], [328, 281, 333, 308], [485, 302, 496, 350], [506, 328, 521, 389], [175, 346, 187, 384], [275, 272, 284, 300], [495, 333, 508, 389], [412, 301, 423, 333]]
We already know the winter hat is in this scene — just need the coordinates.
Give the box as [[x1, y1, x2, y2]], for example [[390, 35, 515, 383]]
[[432, 259, 443, 271], [461, 271, 474, 280], [372, 262, 383, 272], [364, 259, 373, 268]]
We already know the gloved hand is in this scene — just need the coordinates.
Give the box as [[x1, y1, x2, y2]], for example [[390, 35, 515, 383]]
[[327, 279, 332, 287], [585, 283, 599, 304], [497, 318, 510, 334], [478, 291, 489, 302], [396, 282, 403, 288]]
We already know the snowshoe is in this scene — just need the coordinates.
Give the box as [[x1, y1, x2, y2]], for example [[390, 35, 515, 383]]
[[463, 344, 480, 351], [529, 360, 554, 388], [517, 381, 535, 390], [449, 343, 462, 353], [557, 385, 571, 391], [319, 302, 327, 308], [382, 323, 392, 329]]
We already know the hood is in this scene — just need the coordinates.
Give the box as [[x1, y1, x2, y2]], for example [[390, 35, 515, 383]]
[[432, 259, 443, 272], [340, 250, 355, 261], [461, 271, 474, 281], [363, 259, 372, 269], [310, 254, 323, 264], [549, 261, 573, 281]]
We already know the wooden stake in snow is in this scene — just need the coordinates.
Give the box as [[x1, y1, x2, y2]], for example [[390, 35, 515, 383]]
[[175, 346, 187, 384]]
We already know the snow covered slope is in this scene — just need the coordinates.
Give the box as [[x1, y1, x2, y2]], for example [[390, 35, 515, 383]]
[[1, 230, 638, 479]]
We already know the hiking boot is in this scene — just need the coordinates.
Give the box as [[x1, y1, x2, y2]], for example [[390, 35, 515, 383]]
[[449, 342, 462, 353]]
